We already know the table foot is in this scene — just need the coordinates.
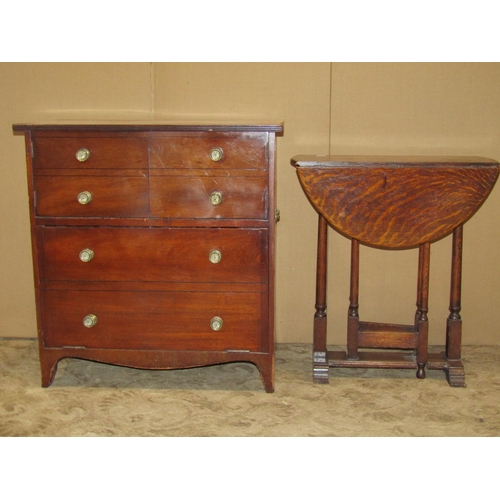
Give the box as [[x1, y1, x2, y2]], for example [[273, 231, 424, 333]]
[[313, 366, 330, 384], [313, 351, 329, 384], [427, 352, 466, 387], [446, 360, 466, 387], [416, 363, 426, 379]]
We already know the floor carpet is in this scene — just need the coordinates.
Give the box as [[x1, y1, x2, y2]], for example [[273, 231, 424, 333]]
[[1, 339, 500, 437]]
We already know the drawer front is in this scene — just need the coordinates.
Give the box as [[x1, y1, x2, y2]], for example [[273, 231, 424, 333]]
[[40, 227, 267, 283], [33, 136, 148, 169], [150, 133, 268, 170], [42, 290, 263, 351], [35, 174, 149, 217], [150, 175, 268, 219]]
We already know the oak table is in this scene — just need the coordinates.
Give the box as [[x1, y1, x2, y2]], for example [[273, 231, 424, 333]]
[[291, 155, 499, 387]]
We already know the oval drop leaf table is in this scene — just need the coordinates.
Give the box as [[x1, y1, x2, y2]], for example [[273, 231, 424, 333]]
[[291, 155, 499, 387]]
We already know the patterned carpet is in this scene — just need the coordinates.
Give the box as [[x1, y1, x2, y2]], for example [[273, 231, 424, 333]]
[[1, 339, 500, 436]]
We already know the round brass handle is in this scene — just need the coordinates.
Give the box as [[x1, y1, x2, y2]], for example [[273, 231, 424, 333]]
[[79, 248, 94, 262], [209, 191, 223, 206], [83, 314, 98, 328], [210, 316, 224, 331], [77, 191, 93, 205], [209, 147, 224, 162], [75, 148, 90, 162], [209, 250, 222, 264]]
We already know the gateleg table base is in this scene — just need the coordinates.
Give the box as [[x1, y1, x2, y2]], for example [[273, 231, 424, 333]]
[[311, 214, 466, 388]]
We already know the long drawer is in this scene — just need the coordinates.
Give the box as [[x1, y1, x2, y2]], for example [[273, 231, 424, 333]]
[[39, 227, 268, 283], [33, 133, 268, 170], [34, 172, 267, 220], [41, 290, 264, 351]]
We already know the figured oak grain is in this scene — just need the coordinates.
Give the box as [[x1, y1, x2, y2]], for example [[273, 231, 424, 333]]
[[292, 156, 499, 248]]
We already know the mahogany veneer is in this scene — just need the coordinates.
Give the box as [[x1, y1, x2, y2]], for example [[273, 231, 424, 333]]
[[14, 123, 283, 392], [291, 155, 499, 387]]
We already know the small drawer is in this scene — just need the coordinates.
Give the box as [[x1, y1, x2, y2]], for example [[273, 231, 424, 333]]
[[40, 227, 267, 283], [35, 174, 149, 217], [150, 174, 268, 219], [33, 136, 148, 169], [42, 290, 263, 351], [150, 132, 268, 170]]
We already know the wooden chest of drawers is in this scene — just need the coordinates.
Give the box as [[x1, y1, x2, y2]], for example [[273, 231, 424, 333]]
[[13, 123, 283, 392]]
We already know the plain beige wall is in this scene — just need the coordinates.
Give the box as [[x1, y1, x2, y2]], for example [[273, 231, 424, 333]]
[[2, 62, 500, 346]]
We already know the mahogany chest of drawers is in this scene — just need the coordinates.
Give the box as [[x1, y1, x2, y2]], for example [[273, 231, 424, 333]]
[[14, 123, 283, 392]]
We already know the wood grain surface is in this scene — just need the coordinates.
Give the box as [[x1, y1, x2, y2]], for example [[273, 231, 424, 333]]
[[292, 156, 499, 248]]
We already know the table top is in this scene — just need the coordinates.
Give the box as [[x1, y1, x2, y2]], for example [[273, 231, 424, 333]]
[[291, 155, 499, 168], [292, 155, 500, 248]]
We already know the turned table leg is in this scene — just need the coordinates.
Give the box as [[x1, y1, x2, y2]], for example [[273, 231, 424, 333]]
[[347, 239, 360, 360], [313, 214, 329, 383], [416, 242, 430, 379], [446, 225, 466, 387]]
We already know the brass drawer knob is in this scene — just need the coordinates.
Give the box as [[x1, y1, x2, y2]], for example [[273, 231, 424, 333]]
[[210, 316, 223, 331], [209, 191, 223, 206], [83, 314, 98, 328], [209, 147, 224, 162], [209, 250, 222, 264], [75, 148, 90, 162], [77, 191, 93, 205], [79, 248, 94, 262]]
